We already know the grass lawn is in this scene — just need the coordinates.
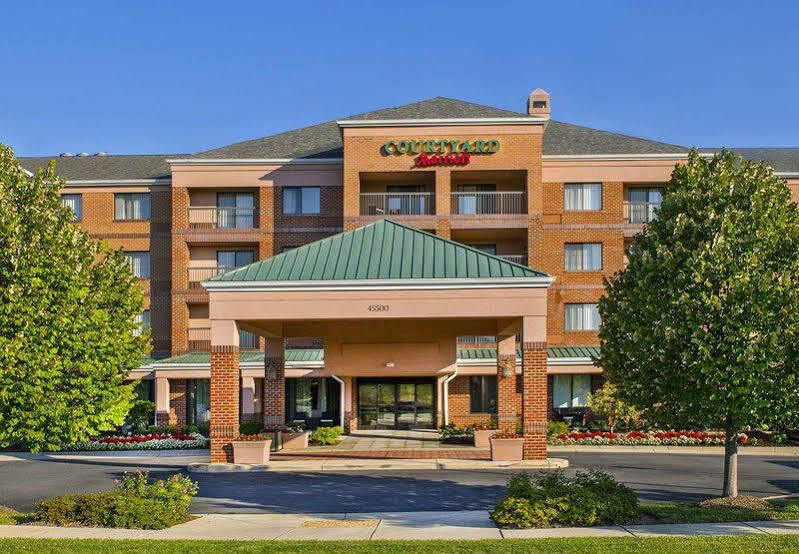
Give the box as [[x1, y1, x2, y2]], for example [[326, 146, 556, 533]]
[[0, 536, 798, 553], [642, 500, 799, 524]]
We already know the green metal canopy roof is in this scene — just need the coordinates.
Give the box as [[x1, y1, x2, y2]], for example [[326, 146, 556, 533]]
[[208, 219, 548, 284]]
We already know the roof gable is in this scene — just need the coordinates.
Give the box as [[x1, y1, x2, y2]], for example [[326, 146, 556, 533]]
[[208, 218, 548, 284]]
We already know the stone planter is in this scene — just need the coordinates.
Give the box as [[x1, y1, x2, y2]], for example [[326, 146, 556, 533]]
[[474, 429, 497, 449], [283, 431, 310, 450], [490, 437, 524, 461], [232, 440, 271, 464]]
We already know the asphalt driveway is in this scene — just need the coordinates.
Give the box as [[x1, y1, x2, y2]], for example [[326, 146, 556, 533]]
[[0, 452, 797, 513]]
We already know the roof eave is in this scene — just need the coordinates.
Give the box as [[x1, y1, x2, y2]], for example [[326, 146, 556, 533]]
[[166, 158, 343, 166], [337, 117, 548, 128], [203, 276, 555, 292]]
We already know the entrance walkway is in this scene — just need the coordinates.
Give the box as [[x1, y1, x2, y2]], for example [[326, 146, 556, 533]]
[[273, 428, 489, 460]]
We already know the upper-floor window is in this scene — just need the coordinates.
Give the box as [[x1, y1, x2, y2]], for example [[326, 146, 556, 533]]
[[60, 194, 82, 220], [216, 192, 254, 228], [564, 303, 600, 331], [564, 243, 602, 271], [471, 244, 497, 255], [283, 187, 320, 215], [217, 250, 254, 270], [134, 310, 150, 336], [564, 183, 602, 211], [114, 193, 151, 221], [123, 251, 150, 279], [456, 184, 496, 215], [627, 187, 664, 223], [470, 375, 498, 413]]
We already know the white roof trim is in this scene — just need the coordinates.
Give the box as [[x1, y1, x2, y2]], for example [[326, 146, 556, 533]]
[[337, 117, 548, 127], [548, 357, 595, 365], [543, 153, 689, 161], [203, 276, 554, 292], [64, 178, 171, 187], [166, 158, 342, 166], [776, 172, 799, 178], [152, 360, 324, 370], [458, 356, 594, 366]]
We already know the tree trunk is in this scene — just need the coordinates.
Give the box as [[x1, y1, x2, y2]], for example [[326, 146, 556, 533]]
[[722, 416, 738, 497]]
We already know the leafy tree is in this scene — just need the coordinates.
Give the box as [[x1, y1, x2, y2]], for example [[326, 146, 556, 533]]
[[598, 150, 799, 497], [588, 383, 640, 433], [0, 145, 149, 451]]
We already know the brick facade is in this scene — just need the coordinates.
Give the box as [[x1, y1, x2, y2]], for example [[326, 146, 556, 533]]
[[521, 343, 548, 460], [210, 345, 239, 463]]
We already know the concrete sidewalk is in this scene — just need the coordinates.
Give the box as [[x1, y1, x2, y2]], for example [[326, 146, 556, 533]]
[[3, 511, 799, 540]]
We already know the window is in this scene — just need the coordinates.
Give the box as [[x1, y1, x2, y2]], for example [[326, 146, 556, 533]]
[[627, 187, 664, 223], [60, 194, 82, 220], [552, 374, 592, 408], [123, 251, 150, 279], [283, 187, 320, 215], [456, 184, 496, 215], [564, 183, 602, 211], [564, 243, 602, 271], [565, 303, 600, 331], [471, 244, 497, 255], [216, 192, 254, 228], [470, 375, 498, 413], [114, 193, 150, 220], [134, 310, 150, 336], [186, 379, 210, 425], [217, 250, 254, 270], [386, 184, 427, 215]]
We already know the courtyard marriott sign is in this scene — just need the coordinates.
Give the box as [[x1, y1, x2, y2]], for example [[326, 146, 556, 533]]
[[383, 138, 500, 168]]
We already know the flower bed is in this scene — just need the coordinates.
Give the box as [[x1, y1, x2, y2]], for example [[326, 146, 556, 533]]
[[62, 432, 209, 451], [550, 430, 755, 446]]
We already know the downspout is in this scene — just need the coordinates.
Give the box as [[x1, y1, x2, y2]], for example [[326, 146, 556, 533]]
[[330, 375, 345, 428], [442, 370, 458, 425]]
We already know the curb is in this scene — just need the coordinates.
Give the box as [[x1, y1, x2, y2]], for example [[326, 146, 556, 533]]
[[548, 445, 799, 456], [186, 457, 569, 473]]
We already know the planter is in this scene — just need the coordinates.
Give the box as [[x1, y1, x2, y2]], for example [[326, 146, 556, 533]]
[[232, 440, 271, 464], [283, 431, 310, 450], [261, 429, 283, 451], [474, 429, 497, 449], [490, 437, 524, 461]]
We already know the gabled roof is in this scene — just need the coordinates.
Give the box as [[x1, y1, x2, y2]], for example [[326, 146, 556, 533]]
[[207, 218, 549, 284]]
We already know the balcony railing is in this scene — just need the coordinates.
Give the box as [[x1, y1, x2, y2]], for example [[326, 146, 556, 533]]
[[187, 327, 210, 352], [239, 330, 259, 350], [451, 191, 527, 215], [499, 254, 527, 265], [458, 336, 497, 344], [360, 193, 435, 216], [188, 266, 233, 288], [624, 201, 661, 224], [188, 207, 256, 229]]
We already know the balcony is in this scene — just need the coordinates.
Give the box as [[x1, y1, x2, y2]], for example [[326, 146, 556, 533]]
[[187, 327, 210, 352], [499, 254, 527, 265], [451, 192, 527, 215], [624, 201, 661, 224], [188, 207, 256, 229], [360, 192, 435, 216], [188, 266, 234, 289]]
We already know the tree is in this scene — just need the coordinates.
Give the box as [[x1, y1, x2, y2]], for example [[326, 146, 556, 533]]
[[588, 383, 640, 433], [0, 145, 149, 451], [598, 150, 799, 497]]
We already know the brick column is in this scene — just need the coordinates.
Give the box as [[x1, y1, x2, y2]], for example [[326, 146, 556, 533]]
[[263, 338, 285, 428], [168, 379, 187, 425], [435, 170, 451, 239], [258, 185, 275, 261], [210, 319, 240, 463], [522, 342, 548, 460], [496, 333, 517, 433]]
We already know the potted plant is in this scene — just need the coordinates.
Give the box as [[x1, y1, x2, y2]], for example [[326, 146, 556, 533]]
[[281, 423, 310, 450], [232, 434, 272, 464], [473, 421, 498, 448], [489, 432, 524, 461]]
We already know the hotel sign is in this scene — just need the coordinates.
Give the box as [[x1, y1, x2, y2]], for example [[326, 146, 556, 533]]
[[383, 139, 500, 168]]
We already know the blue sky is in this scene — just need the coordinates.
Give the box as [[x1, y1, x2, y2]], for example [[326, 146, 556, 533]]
[[2, 2, 797, 157]]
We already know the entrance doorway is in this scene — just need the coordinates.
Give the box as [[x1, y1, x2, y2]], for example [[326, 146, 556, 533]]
[[357, 378, 436, 429]]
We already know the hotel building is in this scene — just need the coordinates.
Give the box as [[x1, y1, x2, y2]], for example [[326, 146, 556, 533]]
[[20, 91, 799, 461]]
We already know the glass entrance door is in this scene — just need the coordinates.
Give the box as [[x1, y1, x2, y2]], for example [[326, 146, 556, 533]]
[[358, 380, 436, 429]]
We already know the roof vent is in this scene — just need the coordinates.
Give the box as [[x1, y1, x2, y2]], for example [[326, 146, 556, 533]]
[[60, 152, 74, 157], [95, 151, 108, 156], [527, 88, 550, 118], [77, 152, 90, 157]]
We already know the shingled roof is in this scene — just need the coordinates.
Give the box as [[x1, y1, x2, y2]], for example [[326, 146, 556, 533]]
[[207, 218, 549, 284], [700, 147, 799, 174], [18, 153, 181, 181]]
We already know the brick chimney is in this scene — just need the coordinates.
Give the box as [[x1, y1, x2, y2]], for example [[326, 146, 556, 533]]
[[527, 88, 550, 118]]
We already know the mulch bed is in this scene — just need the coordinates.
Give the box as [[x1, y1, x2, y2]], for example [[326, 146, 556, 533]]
[[698, 495, 774, 510]]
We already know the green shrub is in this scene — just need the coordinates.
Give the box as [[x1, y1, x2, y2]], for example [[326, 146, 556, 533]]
[[547, 420, 569, 437], [107, 495, 185, 529], [239, 420, 264, 436], [197, 422, 210, 437], [492, 469, 639, 528], [125, 400, 155, 431], [310, 426, 343, 445], [35, 492, 117, 527]]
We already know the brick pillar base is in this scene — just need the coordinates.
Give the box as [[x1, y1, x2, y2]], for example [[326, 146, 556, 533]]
[[345, 377, 358, 433], [497, 353, 517, 433], [210, 345, 240, 463], [435, 218, 451, 240], [522, 343, 548, 460], [263, 354, 286, 428]]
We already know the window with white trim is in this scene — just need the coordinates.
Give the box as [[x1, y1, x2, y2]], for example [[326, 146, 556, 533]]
[[283, 187, 320, 215], [60, 194, 82, 220], [552, 374, 592, 408], [114, 193, 151, 220], [564, 303, 600, 331], [564, 183, 602, 211], [123, 251, 150, 279], [134, 311, 150, 336], [564, 243, 602, 271]]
